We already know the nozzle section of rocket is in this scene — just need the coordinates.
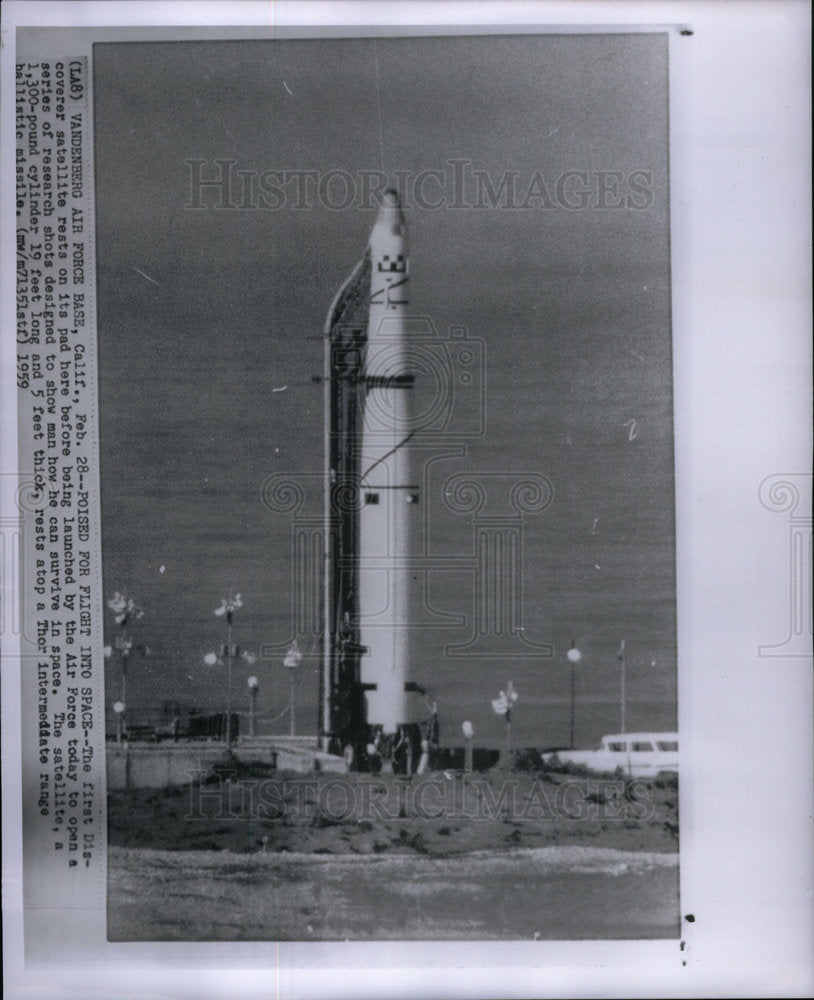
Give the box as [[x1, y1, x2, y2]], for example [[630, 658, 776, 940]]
[[358, 191, 416, 735]]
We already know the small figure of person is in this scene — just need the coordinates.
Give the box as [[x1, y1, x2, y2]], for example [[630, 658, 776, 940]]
[[366, 733, 382, 775], [417, 737, 430, 775], [394, 725, 414, 778], [426, 697, 440, 766]]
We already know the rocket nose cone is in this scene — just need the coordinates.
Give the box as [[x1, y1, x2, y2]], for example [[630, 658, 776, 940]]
[[373, 188, 405, 236]]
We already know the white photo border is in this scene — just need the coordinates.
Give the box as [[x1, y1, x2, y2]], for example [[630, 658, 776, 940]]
[[2, 2, 811, 998]]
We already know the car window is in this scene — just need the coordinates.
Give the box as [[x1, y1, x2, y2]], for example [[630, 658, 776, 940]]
[[657, 740, 678, 751], [631, 741, 654, 752], [607, 741, 626, 752]]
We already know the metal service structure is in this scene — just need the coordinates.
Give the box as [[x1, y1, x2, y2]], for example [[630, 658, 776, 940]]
[[319, 191, 423, 771]]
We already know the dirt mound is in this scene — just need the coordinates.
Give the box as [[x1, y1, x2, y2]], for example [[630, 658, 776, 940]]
[[108, 767, 679, 856]]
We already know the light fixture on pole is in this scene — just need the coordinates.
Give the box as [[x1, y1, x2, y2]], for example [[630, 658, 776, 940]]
[[214, 593, 243, 747], [104, 638, 132, 736], [490, 681, 518, 766], [112, 700, 130, 790], [567, 640, 582, 749], [284, 641, 302, 737], [113, 700, 125, 744], [618, 639, 626, 734], [462, 720, 474, 774], [204, 641, 256, 745], [105, 591, 146, 744], [247, 675, 259, 737]]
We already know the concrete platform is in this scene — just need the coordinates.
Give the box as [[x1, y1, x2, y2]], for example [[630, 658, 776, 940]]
[[235, 736, 348, 774], [106, 736, 347, 789]]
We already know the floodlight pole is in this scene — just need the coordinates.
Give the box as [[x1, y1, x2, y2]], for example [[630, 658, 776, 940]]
[[567, 641, 582, 749], [620, 639, 626, 734], [226, 610, 234, 745]]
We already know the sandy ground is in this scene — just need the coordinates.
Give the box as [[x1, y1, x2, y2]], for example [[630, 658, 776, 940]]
[[107, 765, 679, 940], [108, 844, 679, 940]]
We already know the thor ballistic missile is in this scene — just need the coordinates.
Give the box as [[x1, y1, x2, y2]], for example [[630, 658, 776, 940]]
[[358, 190, 417, 738]]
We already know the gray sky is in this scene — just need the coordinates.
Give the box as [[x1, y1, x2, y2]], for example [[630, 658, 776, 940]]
[[94, 34, 675, 745]]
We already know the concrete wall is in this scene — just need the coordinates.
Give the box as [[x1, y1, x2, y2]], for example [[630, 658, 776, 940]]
[[106, 738, 347, 789], [106, 744, 230, 790]]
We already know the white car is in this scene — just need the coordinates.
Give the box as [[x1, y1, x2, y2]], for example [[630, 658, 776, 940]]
[[543, 732, 679, 778]]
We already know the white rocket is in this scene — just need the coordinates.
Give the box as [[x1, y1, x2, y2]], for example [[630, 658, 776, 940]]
[[358, 190, 417, 735]]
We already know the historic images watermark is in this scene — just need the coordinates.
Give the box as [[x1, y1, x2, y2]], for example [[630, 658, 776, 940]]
[[184, 159, 655, 212], [259, 316, 555, 660], [185, 772, 658, 823], [261, 466, 554, 659], [758, 473, 812, 658]]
